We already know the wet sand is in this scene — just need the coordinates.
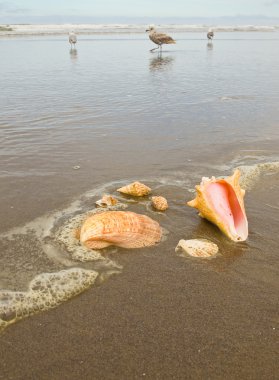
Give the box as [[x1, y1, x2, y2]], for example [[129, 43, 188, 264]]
[[1, 168, 278, 379], [1, 33, 279, 378], [0, 247, 278, 379]]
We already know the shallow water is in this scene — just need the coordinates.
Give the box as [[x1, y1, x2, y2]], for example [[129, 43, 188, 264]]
[[0, 32, 279, 330]]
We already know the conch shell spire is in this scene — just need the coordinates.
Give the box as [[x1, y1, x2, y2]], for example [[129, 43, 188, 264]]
[[187, 170, 248, 242]]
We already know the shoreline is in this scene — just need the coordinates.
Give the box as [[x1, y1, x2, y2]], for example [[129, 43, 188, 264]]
[[0, 23, 279, 36]]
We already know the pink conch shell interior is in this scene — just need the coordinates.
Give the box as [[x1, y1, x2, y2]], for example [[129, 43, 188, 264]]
[[188, 170, 248, 242], [206, 181, 247, 241]]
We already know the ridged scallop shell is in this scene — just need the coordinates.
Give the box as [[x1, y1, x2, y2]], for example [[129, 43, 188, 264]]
[[95, 194, 118, 208], [187, 169, 248, 242], [80, 211, 162, 249], [151, 196, 168, 211], [175, 239, 218, 258], [117, 182, 151, 197]]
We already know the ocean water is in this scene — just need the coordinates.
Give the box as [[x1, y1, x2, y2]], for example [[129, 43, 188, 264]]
[[0, 32, 279, 330]]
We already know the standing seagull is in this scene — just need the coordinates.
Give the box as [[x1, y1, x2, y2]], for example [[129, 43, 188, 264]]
[[207, 29, 214, 40], [146, 25, 176, 52], [69, 31, 77, 49]]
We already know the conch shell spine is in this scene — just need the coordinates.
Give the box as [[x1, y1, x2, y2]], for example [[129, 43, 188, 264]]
[[187, 170, 248, 242]]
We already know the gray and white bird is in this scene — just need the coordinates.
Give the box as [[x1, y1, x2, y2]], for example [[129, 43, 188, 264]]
[[69, 31, 77, 48], [146, 25, 176, 52], [207, 29, 214, 40]]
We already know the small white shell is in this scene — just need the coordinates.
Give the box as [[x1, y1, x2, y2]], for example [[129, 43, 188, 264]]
[[95, 194, 118, 208], [175, 239, 218, 258]]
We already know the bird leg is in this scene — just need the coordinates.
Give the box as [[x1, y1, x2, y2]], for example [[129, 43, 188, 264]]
[[150, 45, 160, 52]]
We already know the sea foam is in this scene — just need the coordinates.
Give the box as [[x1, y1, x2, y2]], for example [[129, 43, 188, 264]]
[[1, 23, 278, 36], [0, 268, 98, 332], [237, 161, 279, 190], [56, 203, 127, 262]]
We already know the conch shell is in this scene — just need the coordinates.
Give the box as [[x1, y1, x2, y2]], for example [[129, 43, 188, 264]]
[[80, 211, 162, 249], [95, 194, 118, 208], [117, 181, 151, 197], [187, 170, 248, 242], [151, 196, 168, 211]]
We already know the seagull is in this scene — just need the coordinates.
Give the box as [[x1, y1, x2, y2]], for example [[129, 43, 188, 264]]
[[69, 31, 77, 49], [146, 25, 176, 52], [207, 29, 214, 41]]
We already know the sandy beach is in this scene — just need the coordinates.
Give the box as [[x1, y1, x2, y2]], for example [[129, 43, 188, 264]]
[[1, 245, 278, 379], [1, 170, 279, 380], [0, 30, 279, 378]]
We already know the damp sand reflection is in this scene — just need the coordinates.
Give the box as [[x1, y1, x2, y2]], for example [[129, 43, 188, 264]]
[[207, 41, 213, 51], [149, 53, 174, 71], [69, 48, 78, 62]]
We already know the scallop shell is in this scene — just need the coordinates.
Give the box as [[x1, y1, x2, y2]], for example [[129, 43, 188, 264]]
[[151, 196, 168, 211], [117, 182, 151, 197], [175, 239, 218, 258], [95, 194, 118, 208], [187, 169, 248, 242], [80, 211, 162, 249]]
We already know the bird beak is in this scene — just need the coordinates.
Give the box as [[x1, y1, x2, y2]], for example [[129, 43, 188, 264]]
[[146, 29, 150, 32]]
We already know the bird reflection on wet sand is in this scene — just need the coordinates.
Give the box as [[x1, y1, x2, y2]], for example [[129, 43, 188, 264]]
[[69, 48, 78, 62], [207, 42, 213, 51], [149, 53, 174, 71]]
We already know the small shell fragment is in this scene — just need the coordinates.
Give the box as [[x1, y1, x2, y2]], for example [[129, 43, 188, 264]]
[[151, 196, 168, 211], [117, 182, 151, 197], [95, 194, 118, 208], [175, 239, 218, 258]]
